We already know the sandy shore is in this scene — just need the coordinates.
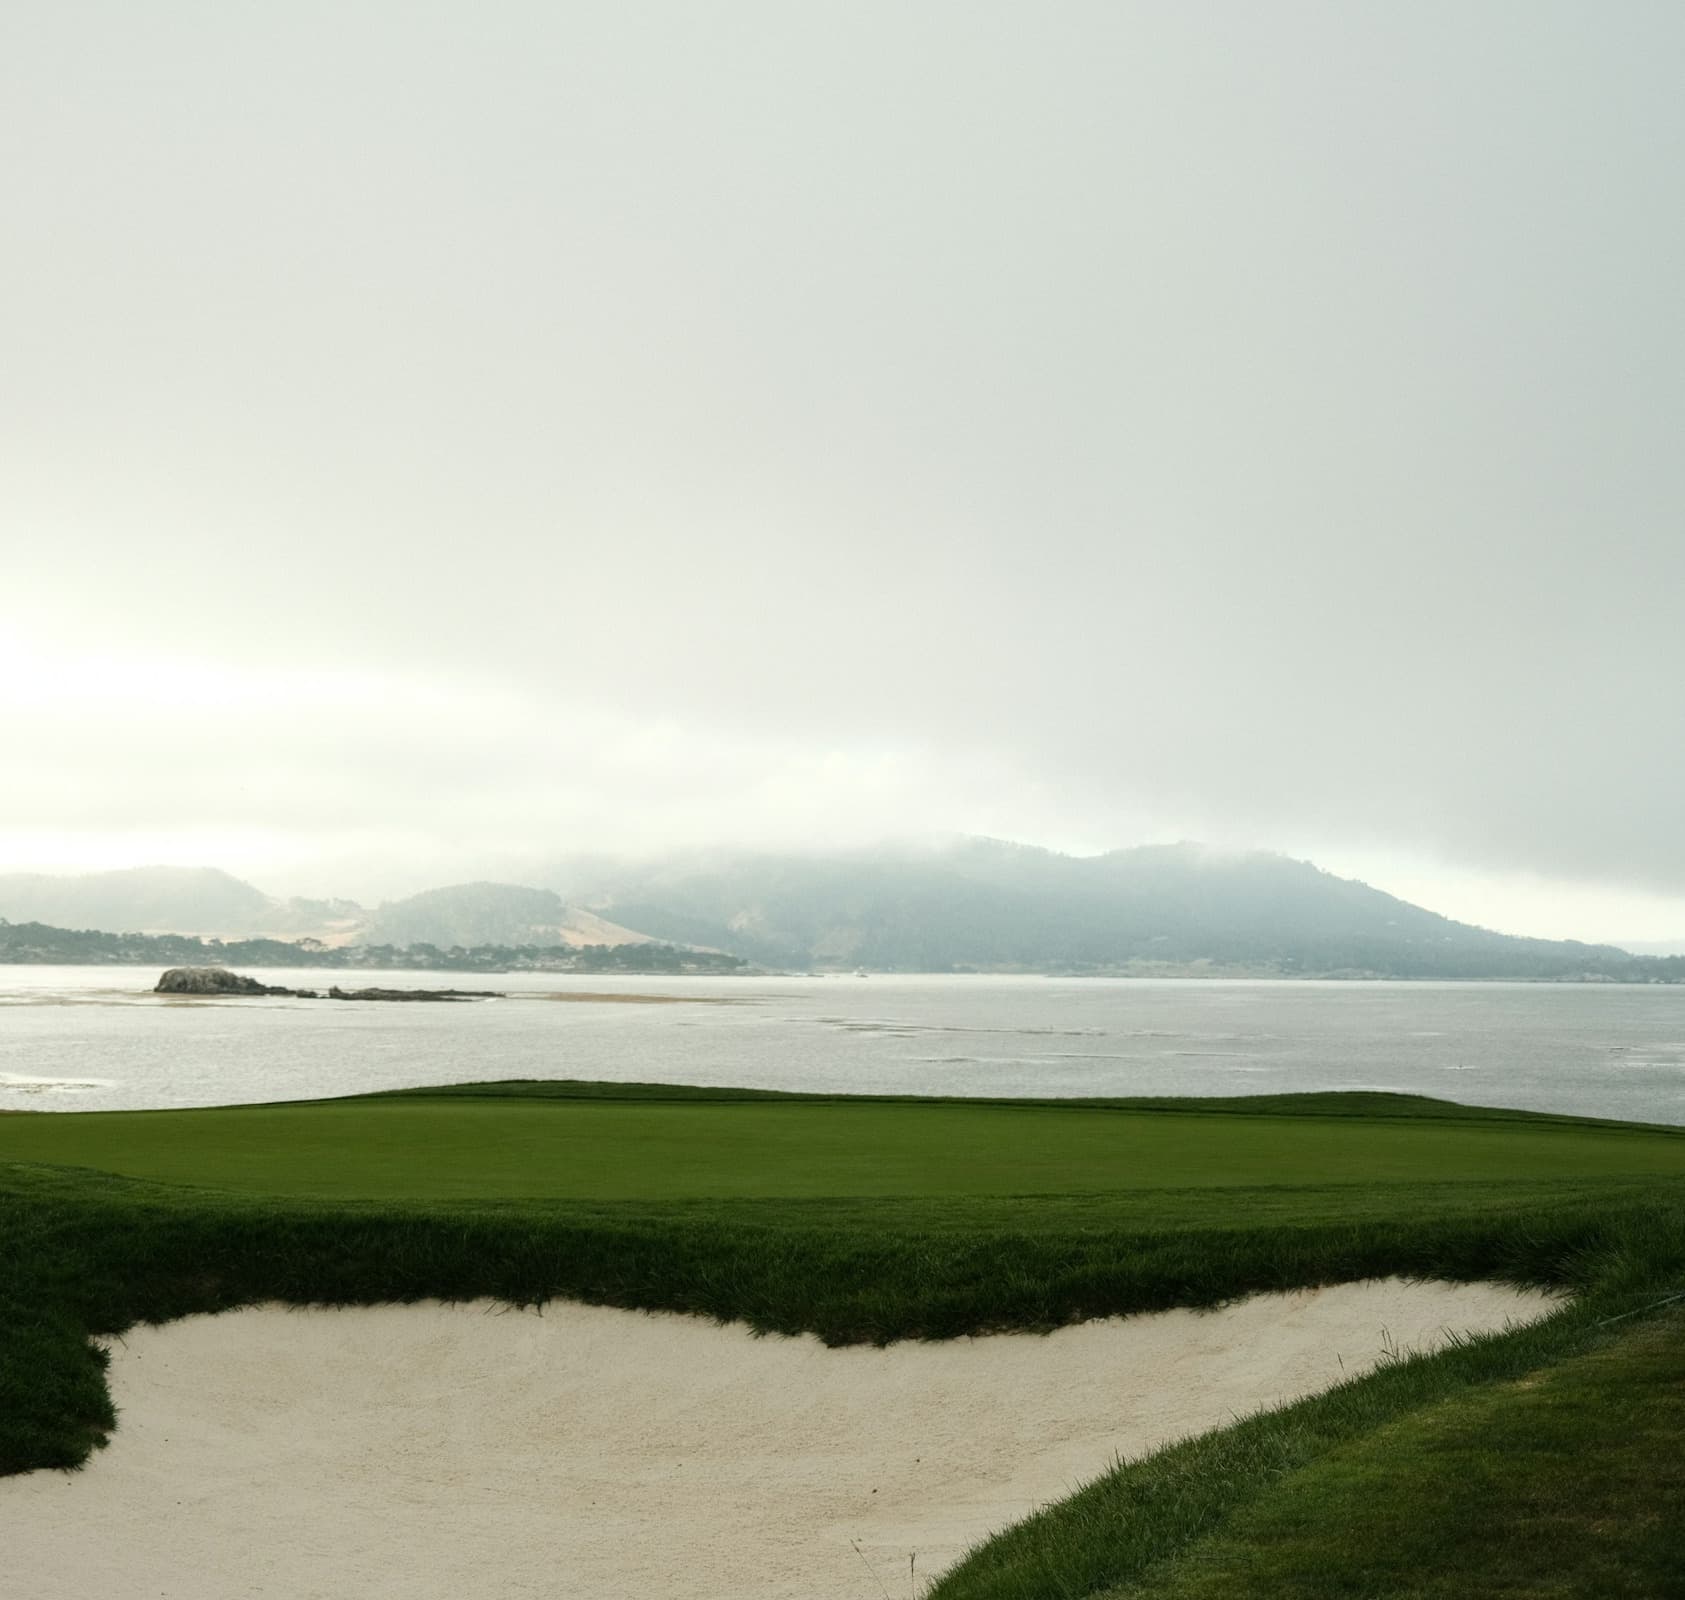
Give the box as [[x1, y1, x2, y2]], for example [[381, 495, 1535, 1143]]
[[3, 1280, 1557, 1600]]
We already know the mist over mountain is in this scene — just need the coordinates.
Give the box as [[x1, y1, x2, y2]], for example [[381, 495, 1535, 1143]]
[[355, 884, 648, 951], [0, 870, 646, 953], [547, 839, 1656, 979], [0, 867, 283, 936], [2, 843, 1675, 981]]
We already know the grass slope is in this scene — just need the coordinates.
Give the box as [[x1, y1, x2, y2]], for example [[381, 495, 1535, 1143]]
[[2, 1082, 1683, 1596], [3, 1087, 1682, 1201], [1096, 1305, 1685, 1599]]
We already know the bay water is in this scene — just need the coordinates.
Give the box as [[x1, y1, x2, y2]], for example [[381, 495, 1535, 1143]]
[[2, 966, 1681, 1125]]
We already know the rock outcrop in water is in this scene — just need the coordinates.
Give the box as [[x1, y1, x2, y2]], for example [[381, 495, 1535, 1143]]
[[154, 967, 316, 997], [152, 968, 502, 1002], [326, 985, 502, 1002]]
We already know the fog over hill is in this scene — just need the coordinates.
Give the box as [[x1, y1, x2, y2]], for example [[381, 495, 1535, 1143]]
[[0, 870, 642, 952], [3, 844, 1677, 981], [545, 839, 1666, 980], [0, 867, 293, 937], [355, 884, 649, 951], [1614, 940, 1685, 959]]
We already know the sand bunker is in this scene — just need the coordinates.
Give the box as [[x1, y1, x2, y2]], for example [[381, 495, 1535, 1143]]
[[3, 1280, 1557, 1600]]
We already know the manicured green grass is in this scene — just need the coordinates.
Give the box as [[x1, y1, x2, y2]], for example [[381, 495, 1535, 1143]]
[[2, 1080, 1683, 1598], [2, 1087, 1682, 1200]]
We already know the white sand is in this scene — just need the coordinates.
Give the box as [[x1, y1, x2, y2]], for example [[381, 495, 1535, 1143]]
[[3, 1280, 1556, 1600]]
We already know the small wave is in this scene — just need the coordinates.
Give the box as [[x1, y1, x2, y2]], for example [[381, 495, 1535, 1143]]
[[0, 993, 150, 1008], [816, 1017, 1106, 1038], [1037, 1051, 1154, 1061], [0, 1073, 115, 1094]]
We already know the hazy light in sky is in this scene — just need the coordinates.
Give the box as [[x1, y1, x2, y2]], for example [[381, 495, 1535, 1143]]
[[2, 3, 1682, 941]]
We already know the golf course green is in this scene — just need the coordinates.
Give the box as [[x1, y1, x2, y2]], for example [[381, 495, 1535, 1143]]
[[2, 1086, 1682, 1199], [3, 1080, 1682, 1596]]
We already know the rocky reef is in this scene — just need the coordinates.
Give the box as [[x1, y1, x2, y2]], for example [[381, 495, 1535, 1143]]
[[154, 967, 315, 997], [153, 968, 502, 1002], [326, 986, 502, 1002]]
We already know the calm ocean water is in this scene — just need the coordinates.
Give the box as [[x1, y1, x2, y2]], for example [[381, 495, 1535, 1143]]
[[1, 966, 1682, 1124]]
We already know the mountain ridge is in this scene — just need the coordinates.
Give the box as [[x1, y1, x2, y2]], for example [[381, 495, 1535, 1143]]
[[541, 839, 1660, 980], [355, 882, 651, 950], [1, 844, 1675, 982]]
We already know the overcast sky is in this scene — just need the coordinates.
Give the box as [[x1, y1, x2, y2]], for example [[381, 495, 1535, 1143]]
[[4, 3, 1683, 940]]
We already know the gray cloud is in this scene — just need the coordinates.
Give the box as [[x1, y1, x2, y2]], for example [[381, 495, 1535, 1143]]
[[3, 3, 1682, 910]]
